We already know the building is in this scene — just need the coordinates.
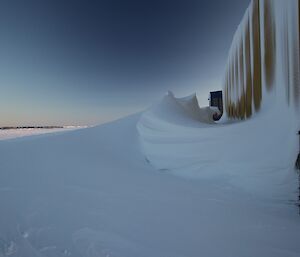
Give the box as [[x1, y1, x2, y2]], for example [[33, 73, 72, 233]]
[[209, 90, 223, 121], [209, 90, 223, 112]]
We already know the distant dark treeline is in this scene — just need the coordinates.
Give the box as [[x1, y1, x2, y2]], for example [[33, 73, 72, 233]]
[[0, 126, 64, 130]]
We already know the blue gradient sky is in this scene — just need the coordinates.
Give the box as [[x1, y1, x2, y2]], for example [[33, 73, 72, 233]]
[[0, 0, 249, 126]]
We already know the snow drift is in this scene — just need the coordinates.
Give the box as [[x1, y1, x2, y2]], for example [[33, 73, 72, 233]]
[[139, 91, 218, 127], [137, 90, 298, 196]]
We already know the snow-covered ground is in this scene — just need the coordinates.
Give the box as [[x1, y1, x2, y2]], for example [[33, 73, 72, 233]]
[[0, 127, 85, 141], [0, 93, 299, 257]]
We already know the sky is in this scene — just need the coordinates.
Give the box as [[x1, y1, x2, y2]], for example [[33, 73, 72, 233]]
[[0, 0, 250, 126]]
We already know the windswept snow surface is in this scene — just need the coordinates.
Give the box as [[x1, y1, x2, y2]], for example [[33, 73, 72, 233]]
[[0, 96, 300, 256]]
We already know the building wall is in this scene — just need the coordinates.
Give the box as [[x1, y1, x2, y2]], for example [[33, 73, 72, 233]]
[[224, 0, 300, 120]]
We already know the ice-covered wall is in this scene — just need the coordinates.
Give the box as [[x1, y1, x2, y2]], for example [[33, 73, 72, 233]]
[[224, 0, 300, 120]]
